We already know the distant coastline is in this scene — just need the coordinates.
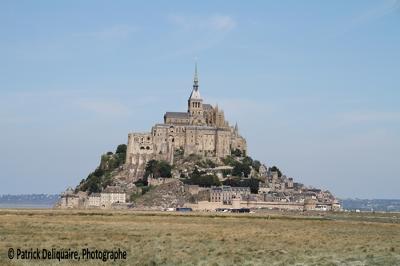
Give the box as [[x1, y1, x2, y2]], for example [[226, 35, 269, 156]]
[[0, 194, 59, 209], [0, 203, 54, 209], [341, 198, 400, 212], [1, 194, 400, 211]]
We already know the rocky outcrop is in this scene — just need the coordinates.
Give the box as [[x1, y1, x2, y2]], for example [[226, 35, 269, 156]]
[[133, 179, 192, 210]]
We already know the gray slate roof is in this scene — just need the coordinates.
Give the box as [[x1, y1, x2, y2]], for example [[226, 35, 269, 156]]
[[164, 112, 189, 119], [203, 104, 213, 110]]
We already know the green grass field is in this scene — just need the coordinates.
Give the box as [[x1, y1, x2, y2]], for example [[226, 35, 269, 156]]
[[0, 210, 399, 265]]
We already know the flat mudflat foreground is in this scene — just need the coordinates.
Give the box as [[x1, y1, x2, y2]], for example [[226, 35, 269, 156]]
[[0, 210, 399, 265]]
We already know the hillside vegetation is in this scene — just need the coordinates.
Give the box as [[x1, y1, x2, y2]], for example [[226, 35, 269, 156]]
[[76, 145, 284, 204], [76, 144, 127, 193]]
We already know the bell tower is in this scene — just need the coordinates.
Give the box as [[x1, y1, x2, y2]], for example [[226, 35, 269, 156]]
[[188, 63, 205, 125]]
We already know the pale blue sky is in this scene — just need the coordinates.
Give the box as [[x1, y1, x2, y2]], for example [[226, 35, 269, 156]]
[[1, 1, 399, 198]]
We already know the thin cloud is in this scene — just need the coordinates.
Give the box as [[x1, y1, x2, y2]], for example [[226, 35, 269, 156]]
[[208, 15, 236, 31], [160, 14, 236, 59], [168, 14, 236, 32], [75, 98, 130, 116], [337, 111, 400, 124], [349, 0, 400, 28], [87, 25, 139, 41]]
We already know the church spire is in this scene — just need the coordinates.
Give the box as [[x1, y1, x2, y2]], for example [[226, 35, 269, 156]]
[[188, 62, 202, 101], [193, 62, 199, 91]]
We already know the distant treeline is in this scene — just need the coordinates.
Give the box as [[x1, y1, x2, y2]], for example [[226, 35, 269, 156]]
[[342, 199, 400, 212], [0, 194, 60, 204]]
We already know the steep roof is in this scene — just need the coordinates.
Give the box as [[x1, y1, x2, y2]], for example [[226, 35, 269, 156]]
[[203, 103, 213, 110], [189, 88, 202, 100], [164, 112, 189, 119]]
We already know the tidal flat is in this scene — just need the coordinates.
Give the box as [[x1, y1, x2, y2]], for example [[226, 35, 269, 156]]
[[0, 210, 399, 265]]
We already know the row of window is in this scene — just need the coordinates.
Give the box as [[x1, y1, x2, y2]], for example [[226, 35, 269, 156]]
[[191, 102, 201, 108], [133, 136, 151, 142], [139, 146, 151, 150]]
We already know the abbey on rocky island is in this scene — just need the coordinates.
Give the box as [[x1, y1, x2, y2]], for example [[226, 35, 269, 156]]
[[125, 64, 247, 179]]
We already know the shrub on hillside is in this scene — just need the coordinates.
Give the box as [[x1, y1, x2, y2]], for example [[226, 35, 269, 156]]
[[187, 168, 221, 187], [222, 155, 237, 166], [144, 160, 172, 178], [231, 149, 243, 157], [269, 166, 282, 177], [252, 160, 261, 172], [232, 162, 251, 177], [223, 177, 260, 194], [78, 144, 127, 193]]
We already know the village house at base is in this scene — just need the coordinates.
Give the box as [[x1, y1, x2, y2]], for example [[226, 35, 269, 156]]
[[125, 64, 246, 180]]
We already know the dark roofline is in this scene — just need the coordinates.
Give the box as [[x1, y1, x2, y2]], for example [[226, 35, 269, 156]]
[[164, 112, 189, 118]]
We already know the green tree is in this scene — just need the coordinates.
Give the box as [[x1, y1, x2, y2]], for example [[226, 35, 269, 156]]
[[92, 168, 104, 178], [115, 144, 127, 166], [241, 178, 260, 194], [223, 177, 259, 193], [223, 178, 241, 187], [242, 156, 254, 167], [144, 160, 172, 178], [222, 155, 236, 166], [232, 149, 242, 157], [190, 174, 220, 187], [232, 162, 251, 177], [101, 174, 113, 189], [144, 160, 158, 178], [84, 174, 102, 193], [252, 160, 261, 172], [157, 161, 172, 178], [269, 166, 282, 177], [116, 144, 127, 154]]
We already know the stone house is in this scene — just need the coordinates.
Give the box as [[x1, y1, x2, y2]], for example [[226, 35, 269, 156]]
[[209, 186, 250, 204], [87, 186, 127, 208]]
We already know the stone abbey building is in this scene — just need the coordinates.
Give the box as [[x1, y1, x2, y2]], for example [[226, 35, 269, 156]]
[[125, 65, 247, 179]]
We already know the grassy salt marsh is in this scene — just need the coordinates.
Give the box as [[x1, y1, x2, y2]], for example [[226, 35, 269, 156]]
[[0, 210, 399, 265]]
